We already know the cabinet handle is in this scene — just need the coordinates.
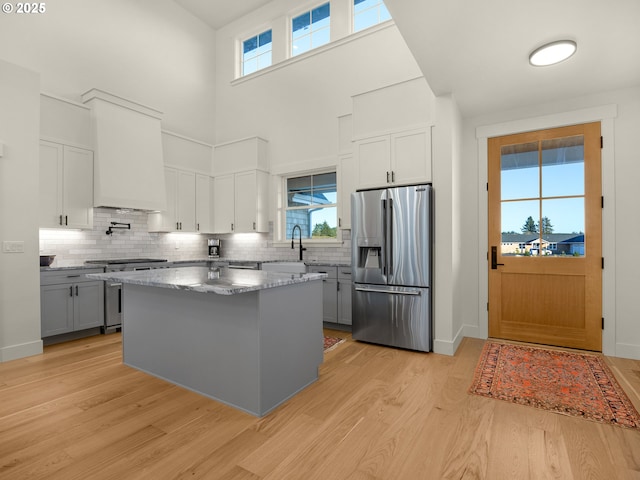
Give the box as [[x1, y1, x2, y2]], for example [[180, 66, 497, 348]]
[[391, 171, 395, 182], [75, 285, 79, 296], [65, 215, 68, 226], [253, 222, 256, 230], [69, 286, 73, 297], [197, 223, 200, 231], [59, 215, 63, 226], [386, 171, 390, 183], [339, 218, 342, 227], [231, 223, 234, 231], [337, 281, 340, 292]]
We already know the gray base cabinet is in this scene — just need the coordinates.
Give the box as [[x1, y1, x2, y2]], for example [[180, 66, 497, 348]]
[[40, 268, 104, 338], [308, 265, 352, 326]]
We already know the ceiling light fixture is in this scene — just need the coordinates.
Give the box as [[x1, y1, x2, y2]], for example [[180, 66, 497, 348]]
[[529, 40, 577, 66]]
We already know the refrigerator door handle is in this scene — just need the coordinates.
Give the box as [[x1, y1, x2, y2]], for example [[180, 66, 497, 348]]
[[388, 197, 394, 277], [381, 198, 387, 276], [354, 287, 421, 296]]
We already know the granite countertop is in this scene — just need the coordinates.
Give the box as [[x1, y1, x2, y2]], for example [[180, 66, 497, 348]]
[[40, 263, 104, 272], [86, 266, 327, 295]]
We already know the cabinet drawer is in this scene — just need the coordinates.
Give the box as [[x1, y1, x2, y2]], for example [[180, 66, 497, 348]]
[[338, 267, 352, 280], [307, 265, 337, 278], [41, 268, 104, 286]]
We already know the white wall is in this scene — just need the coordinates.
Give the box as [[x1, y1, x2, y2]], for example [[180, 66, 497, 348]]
[[0, 0, 216, 142], [0, 60, 42, 361], [215, 3, 423, 167], [460, 85, 640, 360]]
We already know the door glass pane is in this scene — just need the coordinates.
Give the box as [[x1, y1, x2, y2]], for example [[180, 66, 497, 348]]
[[501, 200, 538, 256], [542, 135, 584, 197], [501, 142, 539, 200], [542, 198, 585, 256]]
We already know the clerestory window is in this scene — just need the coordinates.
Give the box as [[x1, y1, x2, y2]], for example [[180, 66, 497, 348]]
[[291, 3, 331, 57], [353, 0, 391, 32], [242, 29, 273, 76]]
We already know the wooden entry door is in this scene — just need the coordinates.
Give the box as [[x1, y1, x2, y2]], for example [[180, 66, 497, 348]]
[[488, 123, 602, 351]]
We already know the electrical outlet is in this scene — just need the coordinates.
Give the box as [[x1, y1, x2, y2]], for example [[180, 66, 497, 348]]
[[2, 240, 25, 253], [175, 242, 180, 250]]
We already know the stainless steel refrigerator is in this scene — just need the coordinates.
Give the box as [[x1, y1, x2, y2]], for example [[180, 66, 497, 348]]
[[351, 184, 432, 352]]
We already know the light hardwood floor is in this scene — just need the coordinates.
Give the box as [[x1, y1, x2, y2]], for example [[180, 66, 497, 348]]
[[1, 330, 639, 479]]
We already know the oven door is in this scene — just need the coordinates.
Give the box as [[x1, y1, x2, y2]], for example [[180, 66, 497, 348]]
[[105, 281, 122, 329]]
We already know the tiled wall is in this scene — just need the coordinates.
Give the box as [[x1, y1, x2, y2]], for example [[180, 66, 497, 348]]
[[216, 224, 351, 265], [39, 208, 352, 267]]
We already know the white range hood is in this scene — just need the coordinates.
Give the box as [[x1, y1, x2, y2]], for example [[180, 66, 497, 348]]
[[82, 89, 166, 211]]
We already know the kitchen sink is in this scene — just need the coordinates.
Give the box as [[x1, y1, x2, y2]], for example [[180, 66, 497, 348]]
[[261, 262, 307, 273]]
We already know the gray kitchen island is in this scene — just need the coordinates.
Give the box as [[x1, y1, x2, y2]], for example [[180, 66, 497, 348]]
[[86, 266, 326, 417]]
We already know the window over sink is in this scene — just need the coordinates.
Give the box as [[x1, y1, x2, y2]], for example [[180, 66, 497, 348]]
[[284, 171, 337, 240]]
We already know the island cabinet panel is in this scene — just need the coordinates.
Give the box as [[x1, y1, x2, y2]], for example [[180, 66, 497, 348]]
[[121, 280, 323, 417]]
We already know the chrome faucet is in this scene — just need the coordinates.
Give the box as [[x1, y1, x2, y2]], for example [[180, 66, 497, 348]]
[[291, 224, 307, 261]]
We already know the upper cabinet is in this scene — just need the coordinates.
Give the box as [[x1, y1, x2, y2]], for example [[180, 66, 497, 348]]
[[213, 170, 268, 234], [351, 77, 434, 190], [355, 128, 431, 190], [212, 137, 270, 234], [149, 131, 214, 233], [39, 140, 93, 229], [149, 168, 212, 233]]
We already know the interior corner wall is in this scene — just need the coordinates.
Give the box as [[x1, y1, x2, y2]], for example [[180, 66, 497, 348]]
[[431, 94, 464, 355], [0, 60, 42, 361]]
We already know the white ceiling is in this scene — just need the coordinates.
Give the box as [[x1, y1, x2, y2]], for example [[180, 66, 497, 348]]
[[385, 0, 640, 117], [174, 0, 273, 30], [175, 0, 640, 118]]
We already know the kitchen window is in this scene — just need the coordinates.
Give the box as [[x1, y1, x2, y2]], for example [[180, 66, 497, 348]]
[[291, 3, 330, 57], [242, 29, 273, 76], [353, 0, 391, 32], [285, 172, 337, 240]]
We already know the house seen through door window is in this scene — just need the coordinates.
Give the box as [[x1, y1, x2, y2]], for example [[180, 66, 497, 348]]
[[500, 135, 586, 257]]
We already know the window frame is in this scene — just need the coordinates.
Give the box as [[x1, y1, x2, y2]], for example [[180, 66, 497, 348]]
[[352, 0, 391, 33], [239, 28, 273, 77], [289, 1, 331, 58], [280, 169, 341, 244]]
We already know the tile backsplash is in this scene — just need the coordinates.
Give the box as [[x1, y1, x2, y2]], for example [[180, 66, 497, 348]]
[[40, 208, 351, 266]]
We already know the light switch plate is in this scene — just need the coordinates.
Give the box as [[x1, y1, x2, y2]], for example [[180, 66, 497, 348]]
[[2, 241, 25, 253]]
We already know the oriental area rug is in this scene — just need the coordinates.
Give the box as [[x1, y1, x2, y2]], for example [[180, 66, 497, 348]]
[[469, 340, 640, 430], [323, 336, 345, 352]]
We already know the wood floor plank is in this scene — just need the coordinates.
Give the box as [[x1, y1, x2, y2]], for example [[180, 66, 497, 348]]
[[1, 332, 639, 479]]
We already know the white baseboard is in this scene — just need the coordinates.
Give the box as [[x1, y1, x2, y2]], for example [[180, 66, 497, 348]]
[[0, 339, 43, 362], [614, 343, 640, 361], [433, 324, 465, 356]]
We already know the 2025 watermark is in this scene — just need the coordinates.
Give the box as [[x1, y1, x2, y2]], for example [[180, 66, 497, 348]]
[[2, 3, 47, 14]]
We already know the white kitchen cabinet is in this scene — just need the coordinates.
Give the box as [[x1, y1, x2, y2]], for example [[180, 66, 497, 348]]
[[355, 128, 431, 190], [39, 140, 94, 229], [149, 167, 212, 233], [338, 154, 357, 229], [213, 170, 268, 234], [195, 173, 211, 233], [212, 174, 235, 233], [40, 268, 104, 338]]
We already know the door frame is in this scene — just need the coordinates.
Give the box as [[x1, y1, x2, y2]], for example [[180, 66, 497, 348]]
[[475, 104, 617, 355]]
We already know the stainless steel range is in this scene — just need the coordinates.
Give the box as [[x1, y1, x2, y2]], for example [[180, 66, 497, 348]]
[[85, 258, 170, 333]]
